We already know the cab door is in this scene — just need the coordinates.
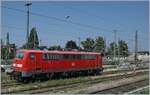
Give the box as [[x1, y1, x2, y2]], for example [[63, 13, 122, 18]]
[[29, 53, 36, 71], [29, 53, 41, 72], [35, 53, 42, 72]]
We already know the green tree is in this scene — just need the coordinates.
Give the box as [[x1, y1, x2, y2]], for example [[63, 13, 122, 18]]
[[81, 38, 95, 52], [94, 36, 105, 52], [65, 40, 78, 49], [1, 47, 7, 59], [20, 44, 26, 49], [1, 44, 16, 59], [9, 44, 17, 59], [27, 27, 39, 49], [107, 40, 128, 57], [118, 40, 128, 56], [107, 42, 118, 57], [48, 45, 62, 50], [1, 35, 17, 59], [1, 39, 4, 46], [6, 32, 10, 45]]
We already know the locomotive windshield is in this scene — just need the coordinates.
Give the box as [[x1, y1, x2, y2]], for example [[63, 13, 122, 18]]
[[15, 52, 24, 59]]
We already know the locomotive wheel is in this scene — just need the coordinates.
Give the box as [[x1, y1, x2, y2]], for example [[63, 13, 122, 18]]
[[62, 72, 66, 79], [10, 75, 13, 80], [18, 77, 24, 82], [23, 78, 29, 83], [64, 72, 69, 78], [31, 78, 35, 82], [56, 73, 61, 79], [40, 78, 45, 82], [74, 72, 79, 77], [49, 73, 54, 79], [31, 75, 35, 82], [82, 71, 87, 76], [87, 70, 91, 76], [95, 69, 101, 75]]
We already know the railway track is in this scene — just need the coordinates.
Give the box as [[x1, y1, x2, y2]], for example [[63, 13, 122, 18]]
[[90, 79, 149, 94], [46, 73, 149, 94], [73, 73, 149, 94], [2, 69, 148, 94], [1, 68, 148, 86], [0, 69, 128, 86], [126, 85, 149, 94], [1, 82, 21, 88]]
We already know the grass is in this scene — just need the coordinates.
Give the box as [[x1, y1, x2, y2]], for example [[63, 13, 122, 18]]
[[1, 67, 148, 82], [2, 76, 92, 93], [103, 65, 116, 70], [133, 87, 149, 94], [1, 72, 11, 81], [2, 71, 149, 94]]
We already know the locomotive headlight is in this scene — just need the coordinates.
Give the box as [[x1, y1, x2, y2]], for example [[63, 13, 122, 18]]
[[13, 64, 16, 67], [17, 64, 23, 67], [12, 63, 23, 67]]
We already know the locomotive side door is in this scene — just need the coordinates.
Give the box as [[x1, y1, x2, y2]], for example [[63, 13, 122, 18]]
[[35, 53, 42, 72], [29, 53, 36, 71], [29, 53, 41, 73]]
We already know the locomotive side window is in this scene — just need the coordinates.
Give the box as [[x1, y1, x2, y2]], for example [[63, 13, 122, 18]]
[[81, 54, 85, 59], [52, 54, 55, 59], [76, 54, 81, 59], [90, 54, 96, 59], [63, 54, 69, 59], [59, 54, 63, 59], [63, 54, 82, 60], [42, 53, 49, 59], [55, 54, 60, 59], [73, 54, 81, 59], [81, 54, 95, 59], [69, 54, 73, 59], [53, 54, 58, 59], [43, 53, 63, 60], [15, 52, 24, 59], [42, 53, 96, 60], [72, 55, 76, 59], [49, 54, 53, 59], [56, 54, 63, 59], [29, 53, 35, 59]]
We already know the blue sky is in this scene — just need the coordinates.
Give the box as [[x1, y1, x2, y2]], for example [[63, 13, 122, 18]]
[[1, 1, 149, 52]]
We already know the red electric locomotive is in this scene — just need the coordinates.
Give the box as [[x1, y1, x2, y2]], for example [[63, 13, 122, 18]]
[[12, 49, 103, 82]]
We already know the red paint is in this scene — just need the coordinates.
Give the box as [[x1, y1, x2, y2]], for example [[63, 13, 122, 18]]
[[13, 49, 103, 73]]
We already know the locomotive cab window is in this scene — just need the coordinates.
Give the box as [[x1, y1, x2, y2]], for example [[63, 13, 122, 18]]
[[15, 52, 24, 59], [29, 53, 35, 59]]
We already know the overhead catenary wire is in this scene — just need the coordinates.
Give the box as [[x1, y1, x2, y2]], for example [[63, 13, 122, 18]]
[[1, 5, 112, 33], [3, 24, 148, 42], [2, 5, 147, 39], [3, 6, 109, 44], [2, 24, 26, 30], [57, 4, 148, 36], [57, 4, 106, 20], [2, 5, 148, 52], [2, 10, 103, 38], [2, 25, 147, 52]]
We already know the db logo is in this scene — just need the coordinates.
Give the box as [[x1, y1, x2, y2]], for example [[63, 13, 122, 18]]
[[71, 62, 75, 66]]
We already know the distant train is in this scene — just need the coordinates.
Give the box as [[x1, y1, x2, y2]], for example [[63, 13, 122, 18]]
[[11, 49, 103, 82]]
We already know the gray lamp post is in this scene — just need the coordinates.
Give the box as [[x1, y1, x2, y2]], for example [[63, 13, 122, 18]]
[[25, 3, 32, 48]]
